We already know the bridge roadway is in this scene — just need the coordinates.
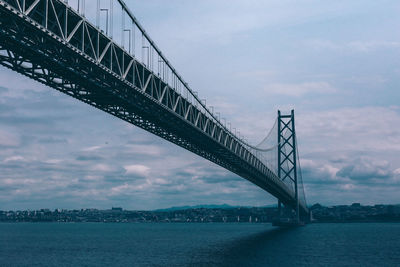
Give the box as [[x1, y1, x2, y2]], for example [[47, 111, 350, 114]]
[[0, 0, 308, 215]]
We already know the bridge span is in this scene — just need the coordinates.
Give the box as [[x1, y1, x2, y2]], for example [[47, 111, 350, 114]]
[[0, 0, 308, 220]]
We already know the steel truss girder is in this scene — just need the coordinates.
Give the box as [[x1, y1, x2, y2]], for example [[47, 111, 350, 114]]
[[0, 0, 307, 213]]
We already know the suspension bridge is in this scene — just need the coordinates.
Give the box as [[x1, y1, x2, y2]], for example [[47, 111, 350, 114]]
[[0, 0, 309, 223]]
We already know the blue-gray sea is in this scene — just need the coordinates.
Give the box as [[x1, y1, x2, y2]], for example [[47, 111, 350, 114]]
[[0, 223, 399, 266]]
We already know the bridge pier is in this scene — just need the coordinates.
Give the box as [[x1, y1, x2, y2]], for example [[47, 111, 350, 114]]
[[273, 201, 305, 227], [278, 199, 282, 217]]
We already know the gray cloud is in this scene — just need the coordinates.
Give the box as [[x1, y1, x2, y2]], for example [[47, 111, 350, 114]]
[[337, 158, 392, 181]]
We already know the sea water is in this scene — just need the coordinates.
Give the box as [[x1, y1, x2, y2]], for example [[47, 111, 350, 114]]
[[0, 223, 399, 266]]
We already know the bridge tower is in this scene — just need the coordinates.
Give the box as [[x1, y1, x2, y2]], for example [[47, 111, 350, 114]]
[[276, 109, 301, 225]]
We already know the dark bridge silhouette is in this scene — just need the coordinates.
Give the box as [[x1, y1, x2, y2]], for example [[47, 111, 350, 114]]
[[0, 0, 308, 222]]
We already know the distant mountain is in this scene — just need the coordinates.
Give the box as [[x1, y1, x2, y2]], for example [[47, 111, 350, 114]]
[[153, 204, 276, 212], [154, 204, 236, 211]]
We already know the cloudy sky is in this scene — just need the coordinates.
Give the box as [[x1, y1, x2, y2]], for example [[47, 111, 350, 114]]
[[1, 0, 400, 210]]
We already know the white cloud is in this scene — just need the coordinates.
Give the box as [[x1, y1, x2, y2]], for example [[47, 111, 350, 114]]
[[3, 156, 25, 163], [340, 183, 355, 191], [146, 177, 169, 186], [124, 164, 150, 177], [82, 146, 102, 152], [43, 159, 63, 164], [91, 164, 114, 173]]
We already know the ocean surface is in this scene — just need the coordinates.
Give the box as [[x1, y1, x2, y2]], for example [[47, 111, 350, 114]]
[[0, 223, 399, 266]]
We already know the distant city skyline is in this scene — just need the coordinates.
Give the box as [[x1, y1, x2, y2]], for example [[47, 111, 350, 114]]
[[2, 203, 400, 224], [0, 0, 399, 210]]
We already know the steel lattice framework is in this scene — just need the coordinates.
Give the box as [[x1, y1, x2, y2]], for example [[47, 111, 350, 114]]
[[0, 0, 308, 215], [277, 110, 307, 221]]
